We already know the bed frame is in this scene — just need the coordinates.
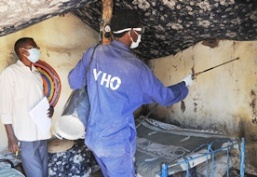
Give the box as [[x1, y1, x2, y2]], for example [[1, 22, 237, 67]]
[[160, 138, 245, 177], [135, 117, 245, 177]]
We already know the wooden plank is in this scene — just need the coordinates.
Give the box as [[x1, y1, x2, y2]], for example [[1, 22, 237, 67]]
[[101, 0, 113, 44]]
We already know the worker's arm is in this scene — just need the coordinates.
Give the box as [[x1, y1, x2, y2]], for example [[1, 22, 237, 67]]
[[4, 124, 19, 153]]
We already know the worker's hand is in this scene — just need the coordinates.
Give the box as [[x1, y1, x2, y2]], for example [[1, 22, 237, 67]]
[[47, 105, 54, 118], [7, 136, 19, 153], [182, 74, 193, 87]]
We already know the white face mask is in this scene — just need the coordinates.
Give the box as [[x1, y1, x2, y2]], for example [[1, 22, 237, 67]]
[[24, 48, 40, 63], [129, 31, 141, 49]]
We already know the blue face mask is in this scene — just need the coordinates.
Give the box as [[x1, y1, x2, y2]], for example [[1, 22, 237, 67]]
[[24, 48, 40, 63]]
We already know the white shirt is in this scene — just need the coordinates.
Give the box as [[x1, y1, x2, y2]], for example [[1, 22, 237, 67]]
[[0, 60, 51, 141]]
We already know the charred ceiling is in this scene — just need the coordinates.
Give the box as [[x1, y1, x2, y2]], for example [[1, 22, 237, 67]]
[[1, 0, 257, 60]]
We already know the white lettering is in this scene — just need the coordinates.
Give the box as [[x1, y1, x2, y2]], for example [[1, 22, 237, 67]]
[[93, 68, 102, 81], [93, 68, 121, 90], [110, 77, 121, 90], [100, 73, 111, 88]]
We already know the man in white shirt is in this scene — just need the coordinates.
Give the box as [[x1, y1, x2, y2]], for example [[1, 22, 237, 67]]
[[0, 37, 54, 177]]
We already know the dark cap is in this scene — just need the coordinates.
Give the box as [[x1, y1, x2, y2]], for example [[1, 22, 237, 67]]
[[111, 10, 141, 33]]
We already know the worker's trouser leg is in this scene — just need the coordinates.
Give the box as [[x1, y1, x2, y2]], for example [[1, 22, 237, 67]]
[[94, 149, 135, 177], [20, 140, 48, 177]]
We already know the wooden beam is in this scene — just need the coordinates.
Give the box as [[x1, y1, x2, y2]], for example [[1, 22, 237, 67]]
[[101, 0, 113, 44]]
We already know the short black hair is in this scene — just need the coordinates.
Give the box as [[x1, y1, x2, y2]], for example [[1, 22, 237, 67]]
[[14, 37, 33, 56], [111, 10, 141, 38]]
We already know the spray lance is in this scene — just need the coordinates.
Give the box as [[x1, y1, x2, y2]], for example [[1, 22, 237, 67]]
[[192, 57, 240, 79], [136, 57, 240, 128]]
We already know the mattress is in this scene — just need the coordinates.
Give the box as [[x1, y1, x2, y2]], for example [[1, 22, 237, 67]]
[[135, 117, 239, 177], [0, 168, 25, 177]]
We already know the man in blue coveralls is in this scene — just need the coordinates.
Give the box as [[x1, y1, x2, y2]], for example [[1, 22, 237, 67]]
[[68, 10, 193, 177]]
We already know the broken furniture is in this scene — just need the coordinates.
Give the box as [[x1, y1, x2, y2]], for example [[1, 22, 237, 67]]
[[135, 117, 245, 177]]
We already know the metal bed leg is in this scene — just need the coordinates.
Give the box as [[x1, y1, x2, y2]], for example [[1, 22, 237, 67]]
[[205, 154, 209, 177], [211, 150, 215, 177], [226, 148, 230, 177], [186, 160, 189, 177], [240, 138, 245, 177], [161, 163, 168, 177]]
